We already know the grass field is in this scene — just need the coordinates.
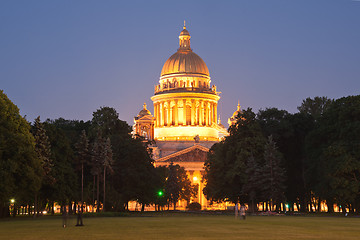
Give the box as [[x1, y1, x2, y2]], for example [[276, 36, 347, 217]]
[[0, 213, 359, 240]]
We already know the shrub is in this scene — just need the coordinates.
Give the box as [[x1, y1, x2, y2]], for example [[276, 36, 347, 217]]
[[187, 202, 201, 211]]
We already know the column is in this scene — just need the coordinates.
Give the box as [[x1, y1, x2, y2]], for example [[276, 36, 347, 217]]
[[151, 122, 154, 140], [205, 101, 209, 126], [199, 101, 203, 126], [170, 103, 173, 126], [208, 102, 211, 126], [158, 103, 161, 126], [167, 101, 171, 126], [191, 99, 195, 126], [154, 103, 158, 127], [160, 102, 164, 126], [211, 103, 216, 124], [209, 102, 213, 125], [175, 100, 178, 126], [195, 100, 199, 125], [214, 103, 218, 124], [183, 99, 187, 126]]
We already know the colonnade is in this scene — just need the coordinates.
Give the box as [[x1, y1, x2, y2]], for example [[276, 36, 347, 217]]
[[153, 99, 217, 127]]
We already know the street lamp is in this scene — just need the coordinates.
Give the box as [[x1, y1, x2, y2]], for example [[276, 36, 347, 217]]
[[9, 199, 15, 217]]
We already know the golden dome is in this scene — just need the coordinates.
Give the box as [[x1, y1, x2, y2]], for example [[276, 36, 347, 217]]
[[137, 103, 151, 117], [160, 25, 209, 77], [161, 51, 209, 77], [179, 28, 190, 36]]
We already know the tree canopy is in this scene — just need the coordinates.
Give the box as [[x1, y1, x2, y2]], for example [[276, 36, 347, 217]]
[[0, 90, 42, 217], [2, 91, 360, 216], [305, 95, 360, 212]]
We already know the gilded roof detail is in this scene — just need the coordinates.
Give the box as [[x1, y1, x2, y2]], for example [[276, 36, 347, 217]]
[[160, 26, 209, 77]]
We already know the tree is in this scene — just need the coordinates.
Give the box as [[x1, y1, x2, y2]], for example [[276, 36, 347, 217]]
[[165, 163, 197, 210], [0, 90, 42, 217], [90, 131, 104, 212], [44, 120, 78, 211], [204, 108, 266, 204], [91, 107, 130, 138], [305, 95, 360, 213], [91, 107, 157, 211], [32, 116, 54, 216], [257, 108, 314, 212], [33, 117, 53, 181], [75, 130, 89, 213], [153, 166, 168, 211], [260, 135, 286, 211], [242, 155, 262, 213], [203, 141, 229, 203], [43, 118, 91, 214], [102, 137, 113, 212], [297, 96, 333, 120]]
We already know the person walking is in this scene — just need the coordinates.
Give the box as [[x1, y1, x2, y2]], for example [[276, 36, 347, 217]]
[[235, 203, 239, 219], [240, 204, 246, 220], [62, 206, 68, 228]]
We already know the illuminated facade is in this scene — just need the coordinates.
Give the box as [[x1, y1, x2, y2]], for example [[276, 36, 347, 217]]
[[133, 103, 155, 140], [151, 24, 226, 141], [134, 24, 227, 209]]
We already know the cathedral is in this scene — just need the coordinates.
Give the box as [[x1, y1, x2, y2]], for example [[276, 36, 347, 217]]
[[133, 24, 239, 209]]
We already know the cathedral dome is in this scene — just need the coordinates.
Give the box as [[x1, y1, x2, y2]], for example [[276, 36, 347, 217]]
[[160, 51, 209, 77], [160, 24, 209, 77]]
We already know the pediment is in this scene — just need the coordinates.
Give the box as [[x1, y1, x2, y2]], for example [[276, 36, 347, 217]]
[[156, 144, 209, 163]]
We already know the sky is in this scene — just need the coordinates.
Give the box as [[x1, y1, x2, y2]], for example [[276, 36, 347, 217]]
[[1, 0, 360, 127]]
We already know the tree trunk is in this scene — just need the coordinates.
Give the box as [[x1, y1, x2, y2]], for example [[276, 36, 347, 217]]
[[51, 201, 55, 215], [96, 174, 100, 212], [92, 175, 95, 212], [317, 198, 321, 212], [81, 163, 84, 214], [13, 204, 17, 217], [251, 199, 255, 213], [103, 166, 106, 212], [327, 199, 334, 213], [33, 194, 38, 218]]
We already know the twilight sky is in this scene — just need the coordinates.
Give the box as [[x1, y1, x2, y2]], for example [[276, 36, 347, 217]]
[[2, 0, 360, 127]]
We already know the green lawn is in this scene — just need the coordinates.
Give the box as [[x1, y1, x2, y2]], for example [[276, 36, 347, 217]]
[[0, 214, 359, 240]]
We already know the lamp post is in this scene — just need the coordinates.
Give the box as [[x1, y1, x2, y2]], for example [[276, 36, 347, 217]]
[[10, 198, 15, 217]]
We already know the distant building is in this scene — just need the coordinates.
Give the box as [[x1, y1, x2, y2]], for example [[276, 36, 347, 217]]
[[134, 24, 234, 209]]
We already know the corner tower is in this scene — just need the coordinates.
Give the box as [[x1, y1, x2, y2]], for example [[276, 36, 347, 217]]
[[151, 24, 223, 141]]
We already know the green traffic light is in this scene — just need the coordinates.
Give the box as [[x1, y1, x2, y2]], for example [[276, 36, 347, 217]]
[[158, 190, 164, 197]]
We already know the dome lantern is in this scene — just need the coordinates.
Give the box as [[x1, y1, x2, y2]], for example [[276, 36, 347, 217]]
[[179, 21, 191, 50], [160, 24, 209, 77]]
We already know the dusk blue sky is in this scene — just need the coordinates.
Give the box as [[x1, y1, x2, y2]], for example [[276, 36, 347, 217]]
[[2, 0, 360, 126]]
